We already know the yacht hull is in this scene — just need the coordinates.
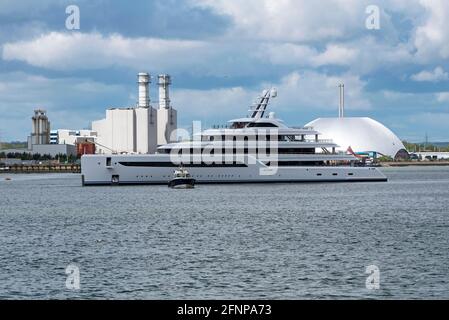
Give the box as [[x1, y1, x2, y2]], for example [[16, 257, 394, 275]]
[[81, 154, 387, 186]]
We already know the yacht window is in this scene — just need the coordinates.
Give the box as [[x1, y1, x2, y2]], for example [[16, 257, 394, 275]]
[[278, 148, 315, 154], [230, 122, 247, 129], [247, 122, 278, 127]]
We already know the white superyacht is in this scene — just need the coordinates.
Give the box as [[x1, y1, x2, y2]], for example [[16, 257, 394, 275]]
[[81, 90, 387, 185]]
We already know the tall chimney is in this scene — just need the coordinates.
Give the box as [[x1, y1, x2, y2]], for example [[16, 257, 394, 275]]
[[338, 83, 345, 118], [137, 72, 150, 108], [158, 74, 171, 109]]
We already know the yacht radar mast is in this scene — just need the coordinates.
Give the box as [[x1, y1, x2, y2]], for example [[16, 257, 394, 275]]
[[249, 88, 277, 119]]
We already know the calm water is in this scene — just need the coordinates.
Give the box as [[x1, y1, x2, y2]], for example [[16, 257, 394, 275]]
[[0, 167, 448, 299]]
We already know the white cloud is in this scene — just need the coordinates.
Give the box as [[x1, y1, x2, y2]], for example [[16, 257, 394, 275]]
[[0, 30, 416, 83], [407, 112, 449, 128], [268, 71, 371, 112], [382, 89, 447, 107], [191, 0, 449, 72], [193, 0, 372, 42], [411, 67, 449, 82], [0, 72, 130, 140], [3, 31, 365, 73], [172, 86, 253, 121], [1, 31, 272, 77], [2, 0, 446, 78], [259, 36, 415, 75], [382, 90, 417, 101], [436, 92, 449, 103], [260, 43, 359, 67], [2, 32, 211, 71], [172, 70, 371, 123], [312, 44, 359, 66], [259, 43, 317, 66], [414, 0, 449, 60]]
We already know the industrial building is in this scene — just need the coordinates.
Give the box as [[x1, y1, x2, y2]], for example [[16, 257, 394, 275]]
[[305, 84, 408, 159], [50, 129, 97, 145], [22, 109, 77, 157], [412, 151, 449, 161], [28, 109, 50, 147], [92, 72, 177, 154], [31, 143, 77, 157], [4, 109, 95, 158]]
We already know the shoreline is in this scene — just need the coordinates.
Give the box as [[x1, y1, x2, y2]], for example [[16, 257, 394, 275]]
[[0, 164, 80, 174]]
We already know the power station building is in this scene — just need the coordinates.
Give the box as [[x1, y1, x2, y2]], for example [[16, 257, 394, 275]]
[[92, 72, 177, 154]]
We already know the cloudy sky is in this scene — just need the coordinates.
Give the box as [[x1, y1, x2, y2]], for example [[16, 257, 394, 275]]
[[1, 0, 449, 142]]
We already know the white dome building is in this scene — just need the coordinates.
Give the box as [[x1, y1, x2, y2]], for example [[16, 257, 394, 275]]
[[305, 117, 408, 159]]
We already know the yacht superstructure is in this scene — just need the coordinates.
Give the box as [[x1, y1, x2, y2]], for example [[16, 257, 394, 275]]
[[81, 90, 387, 185]]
